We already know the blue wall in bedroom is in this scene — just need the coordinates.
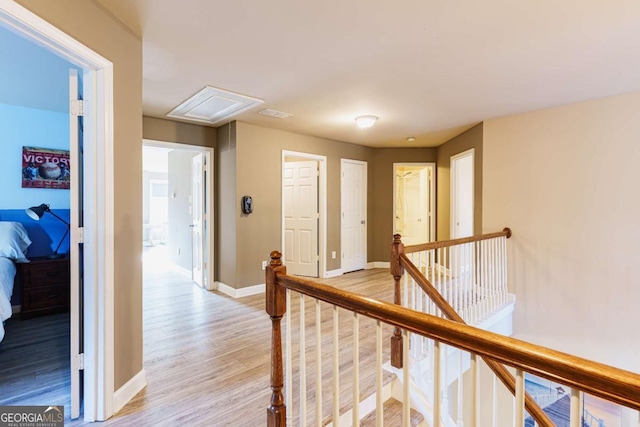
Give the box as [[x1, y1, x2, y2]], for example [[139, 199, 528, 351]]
[[0, 23, 78, 259], [0, 103, 71, 210]]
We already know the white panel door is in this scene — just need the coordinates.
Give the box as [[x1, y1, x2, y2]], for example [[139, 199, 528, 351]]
[[451, 149, 474, 277], [341, 159, 367, 273], [191, 153, 204, 287], [283, 161, 319, 277], [451, 149, 474, 239], [69, 68, 83, 420]]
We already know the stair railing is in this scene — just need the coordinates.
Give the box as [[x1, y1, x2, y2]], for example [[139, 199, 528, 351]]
[[266, 250, 640, 427], [391, 229, 556, 426]]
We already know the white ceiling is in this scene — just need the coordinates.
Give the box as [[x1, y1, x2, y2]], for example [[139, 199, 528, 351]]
[[97, 0, 640, 148]]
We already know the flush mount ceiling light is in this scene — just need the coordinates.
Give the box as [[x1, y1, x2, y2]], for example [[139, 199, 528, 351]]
[[406, 137, 416, 142], [354, 115, 378, 128]]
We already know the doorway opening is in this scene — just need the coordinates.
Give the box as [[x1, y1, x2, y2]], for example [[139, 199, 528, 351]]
[[282, 150, 327, 278], [0, 2, 114, 421], [393, 163, 435, 246], [142, 140, 214, 290]]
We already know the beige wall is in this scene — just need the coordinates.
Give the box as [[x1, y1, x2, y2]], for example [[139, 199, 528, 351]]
[[217, 123, 237, 286], [370, 148, 438, 261], [483, 91, 640, 372], [16, 0, 143, 388], [436, 123, 483, 240], [143, 116, 217, 148], [233, 122, 371, 287]]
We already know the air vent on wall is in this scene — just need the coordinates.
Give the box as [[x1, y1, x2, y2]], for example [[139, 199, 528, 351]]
[[167, 86, 264, 125], [258, 108, 293, 119]]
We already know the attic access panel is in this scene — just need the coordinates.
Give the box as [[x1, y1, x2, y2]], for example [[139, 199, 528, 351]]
[[167, 86, 263, 125]]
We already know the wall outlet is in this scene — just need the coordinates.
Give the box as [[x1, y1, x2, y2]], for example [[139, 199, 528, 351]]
[[331, 251, 336, 259], [261, 260, 267, 271]]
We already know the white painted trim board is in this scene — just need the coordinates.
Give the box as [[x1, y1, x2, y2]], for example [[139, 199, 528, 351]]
[[215, 281, 265, 298], [113, 369, 146, 414]]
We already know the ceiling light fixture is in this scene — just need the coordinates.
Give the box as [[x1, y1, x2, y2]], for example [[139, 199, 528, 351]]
[[355, 115, 378, 128], [406, 137, 416, 142]]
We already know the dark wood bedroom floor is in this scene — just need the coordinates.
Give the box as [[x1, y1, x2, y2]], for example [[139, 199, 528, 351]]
[[0, 312, 71, 409]]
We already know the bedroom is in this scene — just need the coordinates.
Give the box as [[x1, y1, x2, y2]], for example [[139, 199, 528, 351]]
[[0, 24, 76, 412]]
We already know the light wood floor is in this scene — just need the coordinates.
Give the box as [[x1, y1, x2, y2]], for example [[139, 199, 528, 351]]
[[1, 261, 400, 426]]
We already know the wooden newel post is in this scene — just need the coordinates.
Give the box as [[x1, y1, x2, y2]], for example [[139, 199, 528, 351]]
[[390, 234, 405, 368], [266, 250, 287, 427]]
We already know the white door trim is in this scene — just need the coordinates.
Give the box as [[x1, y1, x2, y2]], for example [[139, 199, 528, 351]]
[[450, 148, 475, 239], [143, 139, 215, 291], [392, 162, 436, 244], [281, 150, 327, 278], [0, 0, 115, 421]]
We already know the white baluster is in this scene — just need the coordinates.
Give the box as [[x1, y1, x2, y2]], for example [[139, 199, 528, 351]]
[[486, 240, 497, 313], [570, 389, 582, 427], [437, 247, 442, 317], [315, 299, 322, 427], [470, 242, 475, 321], [514, 369, 524, 427], [300, 293, 307, 427], [353, 312, 360, 427], [434, 340, 442, 427], [494, 238, 500, 308], [503, 236, 508, 305], [492, 372, 498, 427], [332, 305, 339, 427], [376, 320, 383, 427], [403, 329, 411, 427], [445, 246, 450, 311], [457, 349, 464, 427], [471, 354, 480, 427], [442, 343, 449, 424], [286, 289, 293, 427], [403, 262, 409, 309], [453, 244, 458, 313], [476, 241, 483, 322], [430, 249, 436, 316], [464, 243, 470, 322]]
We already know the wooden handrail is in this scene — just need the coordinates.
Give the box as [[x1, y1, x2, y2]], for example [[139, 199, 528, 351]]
[[400, 253, 553, 427], [403, 227, 512, 253], [269, 265, 640, 413]]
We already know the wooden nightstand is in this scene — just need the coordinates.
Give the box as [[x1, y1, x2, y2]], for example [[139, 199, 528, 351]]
[[17, 257, 70, 319]]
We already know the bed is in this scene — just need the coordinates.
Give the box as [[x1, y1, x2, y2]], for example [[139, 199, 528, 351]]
[[0, 221, 31, 342]]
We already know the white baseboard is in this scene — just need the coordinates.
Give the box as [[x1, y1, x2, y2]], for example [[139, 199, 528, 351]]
[[11, 305, 20, 314], [215, 281, 265, 298], [366, 262, 390, 269], [113, 369, 146, 414], [324, 269, 343, 278], [172, 264, 192, 276]]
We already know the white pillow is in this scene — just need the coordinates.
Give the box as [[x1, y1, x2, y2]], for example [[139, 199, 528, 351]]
[[0, 222, 32, 262]]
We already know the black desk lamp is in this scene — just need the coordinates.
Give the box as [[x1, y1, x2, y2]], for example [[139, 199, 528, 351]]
[[26, 203, 70, 259]]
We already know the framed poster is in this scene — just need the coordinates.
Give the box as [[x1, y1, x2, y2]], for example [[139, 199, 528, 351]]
[[22, 146, 70, 190]]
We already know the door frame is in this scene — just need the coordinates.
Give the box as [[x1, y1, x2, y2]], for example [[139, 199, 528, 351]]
[[450, 148, 475, 239], [0, 0, 115, 421], [281, 150, 327, 278], [393, 162, 436, 243], [340, 158, 368, 273], [143, 139, 215, 291]]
